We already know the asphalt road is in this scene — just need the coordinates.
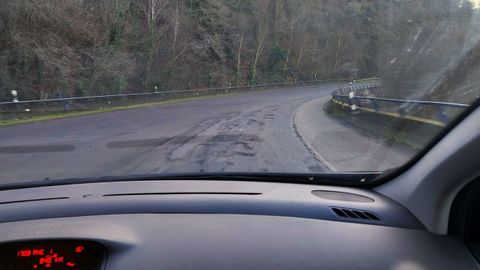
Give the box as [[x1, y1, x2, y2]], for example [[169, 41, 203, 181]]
[[0, 84, 414, 184], [0, 85, 336, 183]]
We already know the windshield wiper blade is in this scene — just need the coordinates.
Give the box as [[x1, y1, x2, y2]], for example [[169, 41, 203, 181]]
[[0, 172, 382, 191], [153, 172, 381, 185]]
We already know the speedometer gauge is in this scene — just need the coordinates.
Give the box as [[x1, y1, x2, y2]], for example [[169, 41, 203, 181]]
[[0, 240, 106, 270]]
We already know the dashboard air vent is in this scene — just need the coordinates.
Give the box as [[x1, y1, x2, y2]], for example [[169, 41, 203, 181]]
[[331, 207, 381, 222]]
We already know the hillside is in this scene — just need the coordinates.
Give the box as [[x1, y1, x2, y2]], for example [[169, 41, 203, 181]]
[[0, 0, 478, 102]]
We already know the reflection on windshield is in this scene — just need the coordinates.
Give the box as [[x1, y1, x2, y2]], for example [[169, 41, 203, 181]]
[[0, 0, 479, 184]]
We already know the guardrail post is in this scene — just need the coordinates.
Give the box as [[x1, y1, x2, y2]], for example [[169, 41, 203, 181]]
[[11, 90, 21, 111], [371, 100, 379, 112], [438, 107, 449, 125], [348, 91, 355, 105], [63, 100, 70, 111]]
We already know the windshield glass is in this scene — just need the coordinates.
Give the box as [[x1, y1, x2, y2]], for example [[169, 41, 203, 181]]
[[1, 0, 479, 185]]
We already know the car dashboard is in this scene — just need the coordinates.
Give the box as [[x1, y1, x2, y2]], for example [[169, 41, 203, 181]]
[[0, 180, 477, 270]]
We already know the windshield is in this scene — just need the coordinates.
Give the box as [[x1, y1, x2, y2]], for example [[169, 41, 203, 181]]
[[1, 0, 479, 185]]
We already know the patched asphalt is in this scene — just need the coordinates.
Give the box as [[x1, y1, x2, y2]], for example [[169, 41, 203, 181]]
[[0, 85, 338, 183]]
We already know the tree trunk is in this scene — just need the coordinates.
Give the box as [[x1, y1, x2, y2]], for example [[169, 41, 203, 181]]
[[236, 34, 244, 85], [172, 0, 179, 52], [252, 36, 265, 83], [296, 37, 306, 72], [283, 27, 294, 73], [333, 32, 344, 74]]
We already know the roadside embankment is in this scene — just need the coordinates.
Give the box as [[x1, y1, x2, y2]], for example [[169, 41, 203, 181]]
[[294, 97, 419, 171]]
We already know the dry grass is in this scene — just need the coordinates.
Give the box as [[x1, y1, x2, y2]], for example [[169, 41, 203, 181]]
[[0, 93, 235, 127]]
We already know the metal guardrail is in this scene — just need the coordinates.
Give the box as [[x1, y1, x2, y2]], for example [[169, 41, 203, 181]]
[[0, 78, 355, 114], [331, 81, 470, 126]]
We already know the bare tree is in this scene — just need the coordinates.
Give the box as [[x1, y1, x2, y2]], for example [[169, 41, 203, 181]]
[[139, 0, 164, 33], [234, 3, 249, 85], [283, 15, 295, 72], [137, 0, 166, 88], [251, 0, 270, 83], [172, 0, 180, 52], [333, 31, 344, 74]]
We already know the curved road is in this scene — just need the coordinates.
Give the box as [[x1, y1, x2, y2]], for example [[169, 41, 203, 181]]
[[0, 84, 414, 184]]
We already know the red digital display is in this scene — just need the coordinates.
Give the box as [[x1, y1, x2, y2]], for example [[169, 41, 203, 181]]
[[0, 241, 105, 270]]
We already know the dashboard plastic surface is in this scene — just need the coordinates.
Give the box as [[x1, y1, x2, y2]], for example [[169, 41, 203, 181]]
[[0, 180, 477, 270], [0, 180, 420, 228], [0, 214, 477, 270]]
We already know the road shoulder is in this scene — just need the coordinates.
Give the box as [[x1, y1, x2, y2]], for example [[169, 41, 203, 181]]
[[293, 96, 416, 171]]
